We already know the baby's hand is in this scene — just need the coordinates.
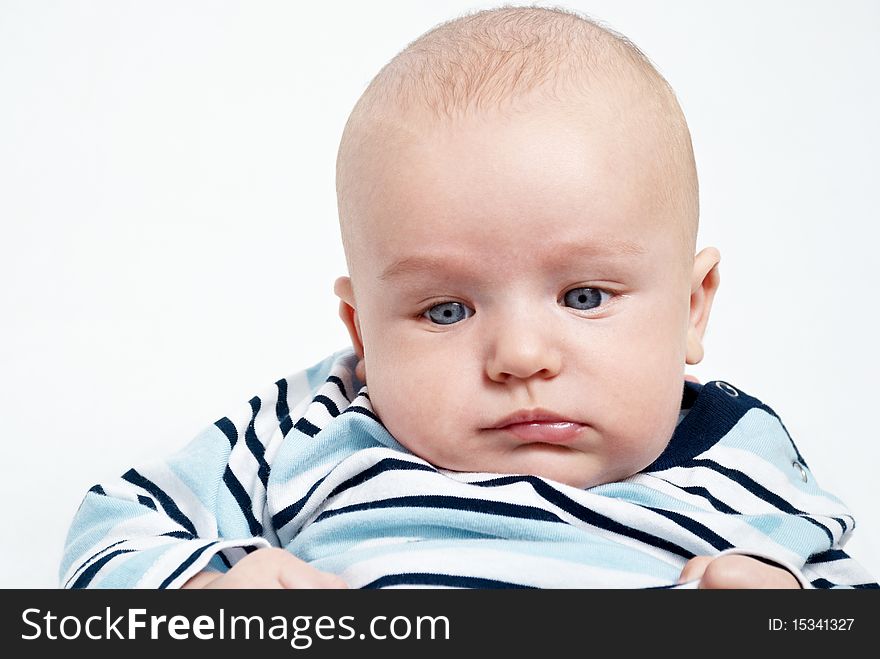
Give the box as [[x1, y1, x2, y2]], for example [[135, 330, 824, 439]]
[[181, 547, 348, 589], [679, 554, 799, 589]]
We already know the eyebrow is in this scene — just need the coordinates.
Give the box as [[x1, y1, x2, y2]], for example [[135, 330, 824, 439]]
[[378, 238, 646, 281]]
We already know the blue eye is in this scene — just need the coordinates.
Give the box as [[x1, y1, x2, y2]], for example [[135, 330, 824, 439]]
[[423, 301, 473, 325], [563, 287, 609, 311]]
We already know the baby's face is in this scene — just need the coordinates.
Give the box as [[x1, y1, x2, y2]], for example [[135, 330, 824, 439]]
[[336, 103, 715, 488]]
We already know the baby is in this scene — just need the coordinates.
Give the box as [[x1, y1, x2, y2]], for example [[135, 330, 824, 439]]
[[61, 6, 876, 589]]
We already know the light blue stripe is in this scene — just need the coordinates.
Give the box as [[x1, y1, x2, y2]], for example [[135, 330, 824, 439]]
[[289, 505, 570, 560], [591, 481, 695, 508], [59, 494, 153, 585], [90, 543, 178, 588], [595, 478, 838, 557], [270, 412, 412, 489], [165, 425, 232, 523], [302, 527, 680, 582], [305, 350, 350, 391], [215, 485, 258, 538], [737, 513, 837, 557], [716, 409, 846, 503], [207, 553, 229, 573]]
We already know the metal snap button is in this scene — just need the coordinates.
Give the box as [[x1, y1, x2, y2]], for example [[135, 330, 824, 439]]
[[792, 460, 808, 483], [715, 381, 739, 397]]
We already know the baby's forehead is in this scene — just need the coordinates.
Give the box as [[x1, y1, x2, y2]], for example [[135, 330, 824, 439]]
[[346, 106, 693, 271]]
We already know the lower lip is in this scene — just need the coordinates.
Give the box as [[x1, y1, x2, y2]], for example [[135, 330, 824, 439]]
[[497, 422, 584, 443]]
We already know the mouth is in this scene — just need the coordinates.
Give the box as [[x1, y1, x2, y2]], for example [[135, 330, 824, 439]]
[[492, 421, 585, 444], [488, 408, 585, 444]]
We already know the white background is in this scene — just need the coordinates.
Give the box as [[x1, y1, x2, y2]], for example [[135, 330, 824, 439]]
[[1, 0, 877, 587]]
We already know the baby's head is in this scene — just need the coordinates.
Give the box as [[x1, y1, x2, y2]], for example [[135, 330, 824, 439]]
[[333, 6, 720, 488]]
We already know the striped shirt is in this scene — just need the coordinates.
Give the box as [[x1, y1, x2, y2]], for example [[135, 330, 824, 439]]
[[60, 348, 878, 589]]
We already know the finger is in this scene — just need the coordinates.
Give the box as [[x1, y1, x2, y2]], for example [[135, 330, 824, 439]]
[[316, 572, 350, 589], [700, 556, 759, 589], [207, 549, 293, 589], [182, 571, 223, 589], [291, 566, 349, 589], [278, 561, 348, 589], [684, 374, 701, 384], [678, 556, 713, 584], [203, 572, 285, 589], [699, 555, 799, 589]]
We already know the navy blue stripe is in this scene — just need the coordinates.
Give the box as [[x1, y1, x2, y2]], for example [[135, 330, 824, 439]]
[[343, 405, 380, 423], [158, 543, 217, 589], [294, 417, 320, 437], [798, 519, 835, 546], [363, 573, 535, 589], [122, 469, 198, 537], [315, 394, 341, 417], [276, 379, 293, 436], [649, 381, 751, 470], [758, 403, 808, 468], [65, 539, 128, 588], [244, 397, 270, 489], [644, 506, 733, 551], [327, 375, 349, 400], [686, 459, 835, 545], [71, 549, 136, 588], [686, 459, 802, 511], [647, 583, 686, 590], [222, 466, 263, 536], [808, 549, 849, 563], [476, 475, 696, 559], [806, 578, 880, 589], [810, 578, 834, 588], [217, 550, 233, 570], [315, 495, 564, 525], [272, 476, 334, 531], [162, 530, 195, 540], [524, 477, 697, 559], [675, 485, 740, 514], [272, 474, 330, 530], [88, 484, 105, 495], [326, 458, 436, 499], [830, 516, 849, 534], [317, 463, 697, 561], [215, 417, 238, 448], [137, 495, 156, 510], [681, 380, 700, 410]]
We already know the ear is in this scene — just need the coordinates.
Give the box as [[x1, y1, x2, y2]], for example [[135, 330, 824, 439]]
[[685, 247, 721, 365], [333, 276, 367, 382]]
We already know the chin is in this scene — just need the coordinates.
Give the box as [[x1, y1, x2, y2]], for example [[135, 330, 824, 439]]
[[542, 472, 603, 489], [522, 458, 606, 489]]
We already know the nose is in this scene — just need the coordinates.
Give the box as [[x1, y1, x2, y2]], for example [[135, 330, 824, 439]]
[[485, 316, 562, 383]]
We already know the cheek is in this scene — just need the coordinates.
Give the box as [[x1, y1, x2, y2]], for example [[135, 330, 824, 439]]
[[616, 291, 690, 373], [582, 316, 684, 395], [357, 306, 461, 445], [593, 310, 686, 468], [366, 347, 466, 458], [620, 374, 682, 465]]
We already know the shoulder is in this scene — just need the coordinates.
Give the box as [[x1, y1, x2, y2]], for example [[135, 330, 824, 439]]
[[647, 379, 804, 471], [209, 347, 362, 444]]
